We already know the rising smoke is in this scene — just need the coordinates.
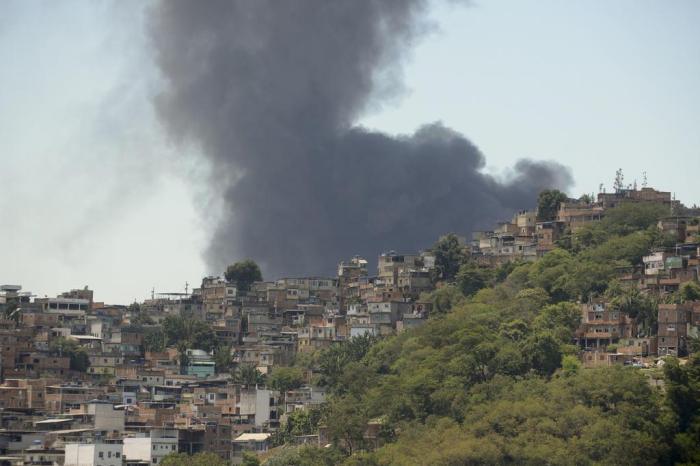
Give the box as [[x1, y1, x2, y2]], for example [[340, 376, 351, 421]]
[[149, 1, 572, 278]]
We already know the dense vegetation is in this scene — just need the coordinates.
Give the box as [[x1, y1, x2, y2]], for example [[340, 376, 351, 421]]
[[266, 202, 700, 465]]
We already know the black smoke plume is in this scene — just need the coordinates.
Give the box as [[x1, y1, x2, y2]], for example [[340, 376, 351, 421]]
[[149, 1, 572, 277]]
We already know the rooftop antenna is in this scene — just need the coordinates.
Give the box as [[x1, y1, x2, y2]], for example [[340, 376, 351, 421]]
[[614, 168, 624, 193], [151, 287, 155, 300], [185, 282, 189, 295], [598, 183, 604, 194], [633, 179, 637, 190], [642, 171, 648, 188]]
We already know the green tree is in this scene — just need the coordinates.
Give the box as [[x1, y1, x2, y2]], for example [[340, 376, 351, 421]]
[[278, 408, 323, 444], [430, 233, 467, 282], [241, 452, 261, 466], [689, 335, 700, 354], [424, 285, 464, 315], [69, 349, 90, 372], [601, 202, 669, 235], [663, 356, 700, 464], [233, 364, 265, 387], [456, 262, 491, 296], [318, 334, 377, 391], [527, 248, 575, 300], [269, 366, 304, 393], [176, 342, 190, 374], [266, 445, 344, 466], [143, 327, 166, 352], [2, 303, 21, 323], [213, 345, 233, 373], [533, 302, 581, 342], [536, 189, 567, 221], [664, 356, 700, 432], [224, 259, 263, 293], [579, 193, 593, 204], [561, 354, 581, 376], [49, 337, 90, 372], [373, 367, 667, 465], [323, 396, 368, 455], [680, 281, 700, 302], [524, 332, 562, 376], [163, 315, 216, 351], [606, 282, 658, 336]]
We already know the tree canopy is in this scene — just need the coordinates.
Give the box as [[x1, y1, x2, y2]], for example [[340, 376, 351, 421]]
[[162, 315, 217, 352], [537, 189, 568, 221], [49, 337, 90, 372], [224, 259, 263, 293], [233, 363, 266, 387], [430, 233, 467, 282], [269, 366, 304, 393]]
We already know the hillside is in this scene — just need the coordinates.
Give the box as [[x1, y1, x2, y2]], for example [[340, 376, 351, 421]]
[[264, 200, 700, 465]]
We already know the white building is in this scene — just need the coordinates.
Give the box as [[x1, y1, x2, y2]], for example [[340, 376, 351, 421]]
[[349, 325, 377, 338], [42, 297, 90, 314], [237, 388, 280, 428], [643, 251, 666, 275], [64, 441, 123, 466], [233, 433, 271, 462], [123, 428, 178, 465]]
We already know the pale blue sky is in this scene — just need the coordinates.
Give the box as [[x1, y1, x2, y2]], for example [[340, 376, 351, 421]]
[[1, 0, 699, 303], [363, 0, 700, 201]]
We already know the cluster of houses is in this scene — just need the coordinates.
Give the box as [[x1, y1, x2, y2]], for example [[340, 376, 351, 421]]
[[0, 249, 438, 465], [1, 185, 699, 465], [472, 185, 700, 365], [471, 186, 689, 262], [576, 189, 700, 363]]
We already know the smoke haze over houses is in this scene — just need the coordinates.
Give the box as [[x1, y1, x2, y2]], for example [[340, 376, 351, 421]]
[[149, 0, 572, 278]]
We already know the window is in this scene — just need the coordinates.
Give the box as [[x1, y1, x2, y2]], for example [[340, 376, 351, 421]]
[[99, 452, 104, 458], [116, 452, 121, 458]]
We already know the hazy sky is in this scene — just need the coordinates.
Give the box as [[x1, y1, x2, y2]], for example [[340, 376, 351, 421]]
[[1, 0, 699, 303]]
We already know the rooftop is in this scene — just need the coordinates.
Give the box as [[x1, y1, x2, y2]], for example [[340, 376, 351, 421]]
[[234, 433, 271, 442]]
